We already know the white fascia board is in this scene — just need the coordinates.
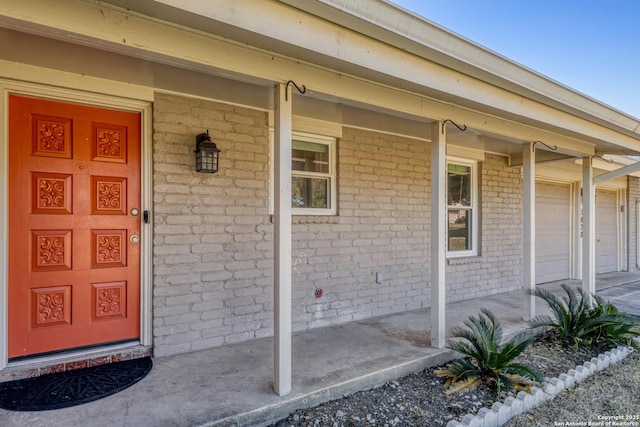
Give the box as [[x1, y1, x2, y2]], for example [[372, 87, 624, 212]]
[[594, 161, 640, 184], [574, 157, 640, 179], [283, 0, 640, 135], [150, 0, 640, 153], [0, 0, 619, 155], [608, 154, 640, 166]]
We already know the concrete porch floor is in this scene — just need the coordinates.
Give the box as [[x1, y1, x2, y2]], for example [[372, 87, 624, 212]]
[[2, 272, 640, 427]]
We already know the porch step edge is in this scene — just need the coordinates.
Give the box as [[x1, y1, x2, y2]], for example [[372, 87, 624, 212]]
[[203, 348, 458, 427]]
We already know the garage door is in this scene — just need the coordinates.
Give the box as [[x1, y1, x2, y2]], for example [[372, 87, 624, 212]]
[[596, 189, 619, 273], [536, 181, 571, 284]]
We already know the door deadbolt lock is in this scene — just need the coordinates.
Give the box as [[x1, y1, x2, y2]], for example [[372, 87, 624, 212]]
[[130, 234, 140, 244], [131, 208, 140, 216]]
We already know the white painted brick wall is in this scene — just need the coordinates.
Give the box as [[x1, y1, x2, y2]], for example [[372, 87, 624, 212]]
[[290, 128, 430, 331], [446, 154, 523, 302], [152, 93, 525, 357], [153, 93, 272, 356]]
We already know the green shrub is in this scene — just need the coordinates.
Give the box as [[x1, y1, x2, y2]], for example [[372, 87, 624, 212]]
[[436, 308, 542, 396], [529, 284, 640, 350]]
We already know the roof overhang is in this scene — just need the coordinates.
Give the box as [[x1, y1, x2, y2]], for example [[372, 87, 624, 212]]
[[2, 0, 640, 157]]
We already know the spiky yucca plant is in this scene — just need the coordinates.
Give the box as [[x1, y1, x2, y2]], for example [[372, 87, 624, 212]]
[[529, 284, 640, 350], [435, 308, 542, 396]]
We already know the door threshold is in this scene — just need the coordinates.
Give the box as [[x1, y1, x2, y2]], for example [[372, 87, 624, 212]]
[[1, 342, 152, 383]]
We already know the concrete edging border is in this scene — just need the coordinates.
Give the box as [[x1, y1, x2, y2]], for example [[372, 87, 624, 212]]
[[446, 345, 635, 427]]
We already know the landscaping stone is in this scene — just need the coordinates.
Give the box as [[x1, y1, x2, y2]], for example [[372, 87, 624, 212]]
[[477, 407, 498, 427], [273, 332, 635, 427], [491, 401, 511, 425], [583, 360, 597, 374], [504, 396, 523, 417], [573, 365, 588, 382], [461, 413, 482, 427], [559, 373, 574, 389], [516, 391, 534, 412]]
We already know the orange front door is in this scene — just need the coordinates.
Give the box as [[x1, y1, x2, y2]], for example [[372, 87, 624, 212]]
[[8, 95, 141, 358]]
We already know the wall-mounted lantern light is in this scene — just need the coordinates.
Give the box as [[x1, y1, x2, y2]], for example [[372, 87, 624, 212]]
[[194, 130, 221, 173]]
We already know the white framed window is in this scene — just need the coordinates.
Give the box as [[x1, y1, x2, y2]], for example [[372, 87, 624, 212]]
[[446, 157, 478, 257], [270, 131, 337, 215]]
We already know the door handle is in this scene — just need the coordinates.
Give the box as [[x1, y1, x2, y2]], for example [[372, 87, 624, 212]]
[[130, 234, 140, 244]]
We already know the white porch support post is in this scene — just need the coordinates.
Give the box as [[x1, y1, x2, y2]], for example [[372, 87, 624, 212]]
[[431, 121, 446, 348], [523, 143, 536, 320], [582, 157, 596, 295], [273, 82, 292, 396]]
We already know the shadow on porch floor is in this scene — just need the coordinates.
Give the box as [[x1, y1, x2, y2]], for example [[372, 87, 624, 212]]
[[2, 272, 640, 427]]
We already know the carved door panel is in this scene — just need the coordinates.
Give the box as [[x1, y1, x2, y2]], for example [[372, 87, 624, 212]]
[[8, 95, 141, 358]]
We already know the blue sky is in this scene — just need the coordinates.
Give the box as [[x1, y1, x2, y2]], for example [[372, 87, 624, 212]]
[[390, 0, 640, 119]]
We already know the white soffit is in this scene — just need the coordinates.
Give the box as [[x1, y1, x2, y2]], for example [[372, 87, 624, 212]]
[[284, 0, 640, 136], [147, 0, 640, 153], [1, 0, 639, 155]]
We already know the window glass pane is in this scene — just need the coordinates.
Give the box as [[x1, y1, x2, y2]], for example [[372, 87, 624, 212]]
[[292, 140, 329, 173], [292, 176, 328, 208], [448, 209, 471, 251], [447, 164, 471, 207]]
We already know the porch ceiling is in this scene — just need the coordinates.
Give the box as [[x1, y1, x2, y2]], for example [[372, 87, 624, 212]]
[[3, 0, 640, 158], [94, 0, 640, 157]]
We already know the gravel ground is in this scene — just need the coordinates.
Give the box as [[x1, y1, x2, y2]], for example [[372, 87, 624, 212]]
[[505, 352, 640, 427], [272, 331, 636, 427]]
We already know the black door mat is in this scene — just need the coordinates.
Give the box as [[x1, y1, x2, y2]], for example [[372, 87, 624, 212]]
[[0, 356, 152, 411]]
